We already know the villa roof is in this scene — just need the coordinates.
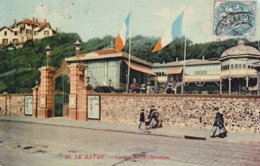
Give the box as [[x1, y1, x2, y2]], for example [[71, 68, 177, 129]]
[[0, 26, 13, 32]]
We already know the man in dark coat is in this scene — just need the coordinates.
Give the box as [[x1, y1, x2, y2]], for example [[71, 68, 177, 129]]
[[138, 109, 145, 129], [210, 112, 226, 138]]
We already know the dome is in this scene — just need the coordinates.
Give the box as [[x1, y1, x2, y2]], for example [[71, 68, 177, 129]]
[[220, 40, 260, 58]]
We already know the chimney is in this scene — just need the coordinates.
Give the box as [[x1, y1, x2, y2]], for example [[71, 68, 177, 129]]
[[44, 18, 46, 24], [36, 18, 38, 23], [14, 19, 16, 24], [32, 17, 35, 23]]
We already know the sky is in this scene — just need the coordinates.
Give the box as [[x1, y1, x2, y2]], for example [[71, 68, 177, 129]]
[[0, 0, 260, 44]]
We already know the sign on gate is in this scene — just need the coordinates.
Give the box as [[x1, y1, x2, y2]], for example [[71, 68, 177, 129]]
[[88, 95, 100, 120], [24, 96, 33, 116]]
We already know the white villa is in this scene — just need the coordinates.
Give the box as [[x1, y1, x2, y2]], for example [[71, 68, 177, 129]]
[[0, 17, 56, 48]]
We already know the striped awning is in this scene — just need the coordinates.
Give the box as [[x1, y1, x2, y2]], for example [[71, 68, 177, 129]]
[[165, 68, 183, 74], [124, 60, 156, 75]]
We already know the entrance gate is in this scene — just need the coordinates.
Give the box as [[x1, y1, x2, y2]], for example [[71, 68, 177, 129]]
[[54, 75, 70, 117]]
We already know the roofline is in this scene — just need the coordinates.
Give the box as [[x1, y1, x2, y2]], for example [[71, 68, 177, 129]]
[[65, 51, 153, 67], [153, 60, 220, 67], [0, 26, 14, 32], [219, 54, 260, 61]]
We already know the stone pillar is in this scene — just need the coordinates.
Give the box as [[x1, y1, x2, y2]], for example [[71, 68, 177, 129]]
[[253, 62, 260, 92], [38, 66, 56, 118], [32, 86, 38, 117], [246, 76, 249, 88], [69, 63, 90, 121], [228, 77, 231, 95], [220, 79, 222, 94]]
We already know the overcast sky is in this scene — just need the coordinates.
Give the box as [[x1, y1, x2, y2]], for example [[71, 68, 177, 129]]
[[0, 0, 259, 44]]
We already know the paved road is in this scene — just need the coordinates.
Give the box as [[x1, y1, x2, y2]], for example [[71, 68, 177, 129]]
[[0, 121, 259, 166]]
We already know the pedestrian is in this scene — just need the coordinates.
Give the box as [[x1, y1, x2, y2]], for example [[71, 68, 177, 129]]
[[146, 109, 157, 129], [210, 112, 226, 138], [166, 83, 173, 94], [138, 109, 145, 129]]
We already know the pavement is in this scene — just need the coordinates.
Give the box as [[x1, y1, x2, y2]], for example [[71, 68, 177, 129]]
[[0, 115, 259, 145]]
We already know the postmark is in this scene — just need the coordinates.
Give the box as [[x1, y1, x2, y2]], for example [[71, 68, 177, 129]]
[[213, 0, 256, 36]]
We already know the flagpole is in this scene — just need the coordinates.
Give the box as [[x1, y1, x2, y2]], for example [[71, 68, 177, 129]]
[[181, 36, 186, 94], [126, 11, 132, 93], [126, 37, 131, 93], [181, 8, 187, 94]]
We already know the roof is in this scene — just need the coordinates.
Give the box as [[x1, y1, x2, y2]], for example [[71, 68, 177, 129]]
[[124, 60, 156, 75], [220, 40, 260, 59], [153, 59, 220, 68], [165, 67, 183, 74], [9, 18, 50, 29], [0, 26, 13, 32], [65, 48, 153, 67], [96, 49, 118, 55]]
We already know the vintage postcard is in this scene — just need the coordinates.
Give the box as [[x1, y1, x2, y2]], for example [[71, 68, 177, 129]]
[[0, 0, 260, 165]]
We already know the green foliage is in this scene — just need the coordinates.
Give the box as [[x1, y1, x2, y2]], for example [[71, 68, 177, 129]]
[[0, 33, 80, 93]]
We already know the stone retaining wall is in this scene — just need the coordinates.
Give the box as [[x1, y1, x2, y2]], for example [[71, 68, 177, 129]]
[[0, 94, 31, 116], [100, 94, 260, 134]]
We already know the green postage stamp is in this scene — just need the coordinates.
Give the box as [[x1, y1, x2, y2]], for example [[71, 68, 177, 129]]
[[213, 0, 256, 36]]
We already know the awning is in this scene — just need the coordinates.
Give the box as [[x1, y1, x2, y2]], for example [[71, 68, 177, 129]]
[[124, 60, 156, 75], [165, 68, 183, 75]]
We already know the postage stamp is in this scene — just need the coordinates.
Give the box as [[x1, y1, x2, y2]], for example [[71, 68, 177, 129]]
[[213, 0, 256, 36]]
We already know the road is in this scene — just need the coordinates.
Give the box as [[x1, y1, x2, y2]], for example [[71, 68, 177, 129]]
[[0, 121, 259, 166]]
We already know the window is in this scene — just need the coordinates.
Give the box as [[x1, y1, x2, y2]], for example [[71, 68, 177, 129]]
[[20, 29, 23, 34], [34, 31, 37, 35], [4, 31, 7, 35], [26, 29, 31, 34], [231, 64, 234, 69], [2, 39, 8, 44], [235, 64, 238, 69], [13, 39, 18, 45], [14, 31, 18, 35], [239, 64, 242, 69], [44, 30, 49, 36], [243, 64, 246, 69]]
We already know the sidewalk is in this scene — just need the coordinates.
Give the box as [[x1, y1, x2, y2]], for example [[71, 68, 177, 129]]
[[0, 115, 259, 144]]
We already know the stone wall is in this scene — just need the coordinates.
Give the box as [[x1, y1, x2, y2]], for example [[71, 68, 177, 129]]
[[0, 94, 31, 116], [100, 94, 260, 134]]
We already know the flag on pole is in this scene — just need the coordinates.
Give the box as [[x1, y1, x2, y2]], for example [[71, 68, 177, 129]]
[[152, 11, 184, 53], [115, 12, 131, 52]]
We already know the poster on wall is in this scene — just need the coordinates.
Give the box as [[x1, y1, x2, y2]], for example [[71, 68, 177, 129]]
[[24, 96, 33, 115], [69, 94, 77, 109], [88, 95, 100, 120], [39, 95, 46, 108]]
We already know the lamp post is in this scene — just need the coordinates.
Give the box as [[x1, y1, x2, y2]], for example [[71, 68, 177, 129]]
[[74, 39, 81, 56], [45, 45, 51, 117], [45, 44, 51, 69]]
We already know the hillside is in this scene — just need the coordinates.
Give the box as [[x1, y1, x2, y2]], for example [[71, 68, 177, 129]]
[[0, 33, 259, 93]]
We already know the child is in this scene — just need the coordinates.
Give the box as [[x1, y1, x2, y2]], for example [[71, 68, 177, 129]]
[[138, 109, 145, 129]]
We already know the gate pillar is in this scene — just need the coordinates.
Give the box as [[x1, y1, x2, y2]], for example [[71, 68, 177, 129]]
[[37, 66, 56, 118], [69, 63, 90, 121]]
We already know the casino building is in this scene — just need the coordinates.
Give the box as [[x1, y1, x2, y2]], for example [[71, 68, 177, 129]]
[[64, 40, 260, 94], [153, 40, 260, 94]]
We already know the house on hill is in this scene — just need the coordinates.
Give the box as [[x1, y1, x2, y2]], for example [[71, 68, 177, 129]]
[[0, 17, 57, 48]]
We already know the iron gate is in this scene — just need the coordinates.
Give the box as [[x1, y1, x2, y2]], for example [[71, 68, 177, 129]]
[[54, 75, 70, 117]]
